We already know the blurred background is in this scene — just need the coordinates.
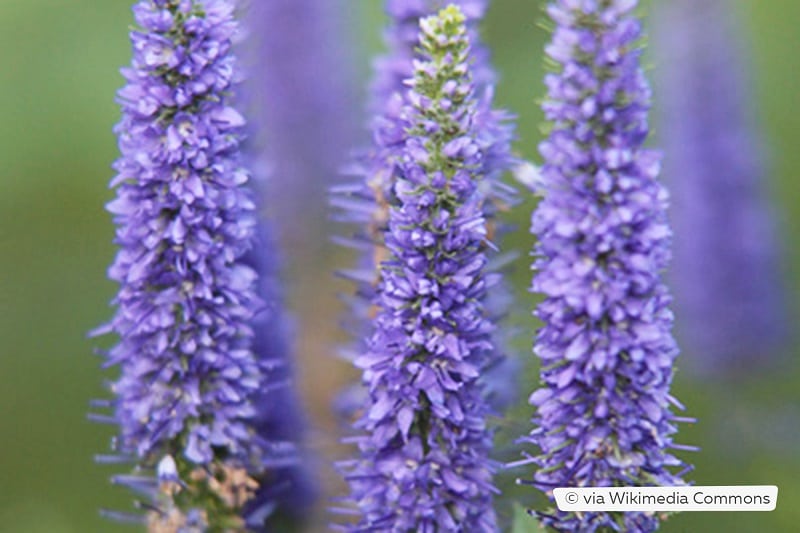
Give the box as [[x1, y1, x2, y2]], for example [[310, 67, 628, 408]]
[[0, 0, 798, 531]]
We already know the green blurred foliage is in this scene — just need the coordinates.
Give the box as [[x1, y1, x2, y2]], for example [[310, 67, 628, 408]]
[[0, 1, 797, 532]]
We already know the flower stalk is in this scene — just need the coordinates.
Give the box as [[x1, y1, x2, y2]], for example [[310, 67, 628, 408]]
[[338, 6, 500, 530], [92, 1, 288, 528], [521, 1, 694, 530]]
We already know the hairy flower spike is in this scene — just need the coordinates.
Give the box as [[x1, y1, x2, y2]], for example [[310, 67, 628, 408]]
[[332, 0, 517, 419], [93, 0, 274, 528], [338, 6, 499, 530], [521, 1, 693, 531], [652, 0, 790, 376]]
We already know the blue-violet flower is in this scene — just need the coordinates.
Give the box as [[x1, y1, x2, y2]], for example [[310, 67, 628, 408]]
[[338, 6, 499, 530], [93, 0, 275, 528], [331, 0, 517, 418], [521, 1, 693, 531], [241, 222, 318, 530], [246, 0, 359, 250], [652, 0, 790, 375]]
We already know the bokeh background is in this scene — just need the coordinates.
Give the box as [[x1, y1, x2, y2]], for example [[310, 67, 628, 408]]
[[0, 0, 798, 531]]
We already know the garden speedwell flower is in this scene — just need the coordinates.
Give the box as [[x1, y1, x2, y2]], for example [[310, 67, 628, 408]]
[[332, 0, 517, 417], [652, 0, 790, 375], [337, 6, 499, 530], [520, 1, 694, 531], [92, 0, 283, 528]]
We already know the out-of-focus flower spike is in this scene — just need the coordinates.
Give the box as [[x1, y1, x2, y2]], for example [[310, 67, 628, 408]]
[[242, 223, 319, 530], [652, 0, 791, 376], [245, 0, 359, 250]]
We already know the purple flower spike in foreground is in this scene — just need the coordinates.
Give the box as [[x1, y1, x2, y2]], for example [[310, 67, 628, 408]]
[[338, 6, 498, 530], [652, 0, 790, 376], [93, 0, 275, 528], [521, 1, 694, 531], [374, 0, 494, 113]]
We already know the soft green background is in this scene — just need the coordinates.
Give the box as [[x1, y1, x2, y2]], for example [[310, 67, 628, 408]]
[[0, 1, 797, 532]]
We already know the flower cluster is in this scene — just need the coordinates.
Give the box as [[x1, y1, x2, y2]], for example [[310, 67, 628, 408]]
[[652, 0, 790, 375], [93, 0, 276, 528], [522, 1, 692, 530], [373, 0, 493, 113], [331, 0, 517, 417], [239, 3, 338, 522], [338, 6, 499, 530]]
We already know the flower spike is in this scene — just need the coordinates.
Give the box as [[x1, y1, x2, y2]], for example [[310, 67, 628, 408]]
[[338, 6, 500, 530], [521, 1, 694, 531]]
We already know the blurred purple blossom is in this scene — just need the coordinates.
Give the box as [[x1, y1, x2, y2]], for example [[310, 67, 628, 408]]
[[246, 0, 359, 253], [520, 1, 693, 530], [238, 2, 344, 525], [337, 7, 499, 529], [652, 0, 791, 376], [242, 222, 318, 530]]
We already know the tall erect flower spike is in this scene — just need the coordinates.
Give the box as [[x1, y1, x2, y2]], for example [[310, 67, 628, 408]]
[[372, 0, 495, 115], [332, 0, 517, 417], [338, 6, 499, 530], [522, 1, 693, 531], [93, 0, 276, 528], [652, 0, 790, 375]]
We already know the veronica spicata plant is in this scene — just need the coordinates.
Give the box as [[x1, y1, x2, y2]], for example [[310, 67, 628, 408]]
[[336, 6, 499, 530], [652, 0, 790, 376], [92, 1, 290, 529], [519, 1, 694, 531], [331, 0, 517, 417]]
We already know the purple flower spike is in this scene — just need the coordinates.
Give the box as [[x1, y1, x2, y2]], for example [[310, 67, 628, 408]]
[[337, 6, 499, 530], [652, 0, 790, 376], [521, 1, 693, 531], [93, 0, 277, 527], [332, 0, 517, 419]]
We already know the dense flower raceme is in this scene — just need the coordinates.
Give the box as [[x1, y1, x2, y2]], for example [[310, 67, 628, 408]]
[[337, 6, 499, 531], [331, 0, 517, 417], [652, 0, 790, 375], [246, 0, 358, 249], [520, 1, 694, 531], [91, 0, 288, 528]]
